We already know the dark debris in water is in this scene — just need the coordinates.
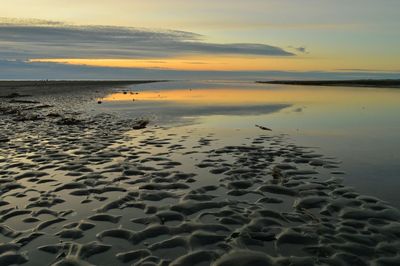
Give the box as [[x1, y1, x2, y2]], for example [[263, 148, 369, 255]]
[[256, 124, 272, 131]]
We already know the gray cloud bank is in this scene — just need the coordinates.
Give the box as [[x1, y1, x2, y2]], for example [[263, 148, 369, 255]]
[[0, 18, 397, 81], [0, 18, 293, 60]]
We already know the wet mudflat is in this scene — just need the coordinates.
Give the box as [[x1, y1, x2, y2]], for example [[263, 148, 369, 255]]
[[0, 81, 400, 265]]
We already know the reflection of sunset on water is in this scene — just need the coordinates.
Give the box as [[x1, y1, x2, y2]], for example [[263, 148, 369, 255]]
[[101, 86, 400, 108]]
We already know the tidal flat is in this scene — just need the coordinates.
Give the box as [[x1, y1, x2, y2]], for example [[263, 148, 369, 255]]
[[1, 80, 400, 266]]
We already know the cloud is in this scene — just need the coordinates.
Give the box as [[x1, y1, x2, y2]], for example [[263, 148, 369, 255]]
[[0, 17, 65, 26], [0, 18, 294, 60], [288, 46, 308, 54], [294, 47, 307, 54]]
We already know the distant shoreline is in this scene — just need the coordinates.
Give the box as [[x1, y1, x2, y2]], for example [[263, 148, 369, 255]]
[[256, 79, 400, 88], [0, 80, 166, 88]]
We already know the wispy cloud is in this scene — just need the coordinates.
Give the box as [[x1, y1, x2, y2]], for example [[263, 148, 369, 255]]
[[0, 17, 65, 26], [288, 46, 309, 54], [0, 18, 294, 60]]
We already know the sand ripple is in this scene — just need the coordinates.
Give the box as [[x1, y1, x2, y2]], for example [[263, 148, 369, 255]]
[[1, 88, 400, 265]]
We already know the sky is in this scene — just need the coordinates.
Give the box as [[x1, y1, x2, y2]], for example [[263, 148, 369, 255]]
[[0, 0, 399, 79]]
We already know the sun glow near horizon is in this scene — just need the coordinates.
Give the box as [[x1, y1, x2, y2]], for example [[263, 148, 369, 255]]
[[30, 57, 313, 72], [1, 0, 400, 77], [29, 55, 399, 73]]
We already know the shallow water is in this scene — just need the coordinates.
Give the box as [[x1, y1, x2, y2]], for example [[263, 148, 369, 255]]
[[2, 82, 400, 265], [98, 80, 400, 208]]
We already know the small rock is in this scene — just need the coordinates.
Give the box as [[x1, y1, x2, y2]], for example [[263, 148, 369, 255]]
[[132, 119, 149, 130], [56, 117, 83, 125]]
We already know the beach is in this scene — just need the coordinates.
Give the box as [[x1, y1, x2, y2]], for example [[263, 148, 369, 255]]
[[1, 81, 400, 266]]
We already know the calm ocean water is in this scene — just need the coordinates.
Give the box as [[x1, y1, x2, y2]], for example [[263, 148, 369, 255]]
[[97, 80, 400, 208]]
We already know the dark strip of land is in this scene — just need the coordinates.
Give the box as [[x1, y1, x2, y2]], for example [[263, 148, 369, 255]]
[[0, 80, 165, 88], [256, 79, 400, 88]]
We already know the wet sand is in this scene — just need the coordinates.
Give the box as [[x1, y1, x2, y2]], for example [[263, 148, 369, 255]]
[[1, 81, 400, 266]]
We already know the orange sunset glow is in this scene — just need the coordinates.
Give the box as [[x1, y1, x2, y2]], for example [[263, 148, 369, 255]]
[[30, 56, 317, 72]]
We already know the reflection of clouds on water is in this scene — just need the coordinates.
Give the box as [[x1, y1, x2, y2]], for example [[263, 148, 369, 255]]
[[95, 80, 400, 208], [97, 100, 290, 125]]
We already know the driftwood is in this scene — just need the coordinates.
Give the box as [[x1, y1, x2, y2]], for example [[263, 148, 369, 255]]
[[255, 124, 272, 131]]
